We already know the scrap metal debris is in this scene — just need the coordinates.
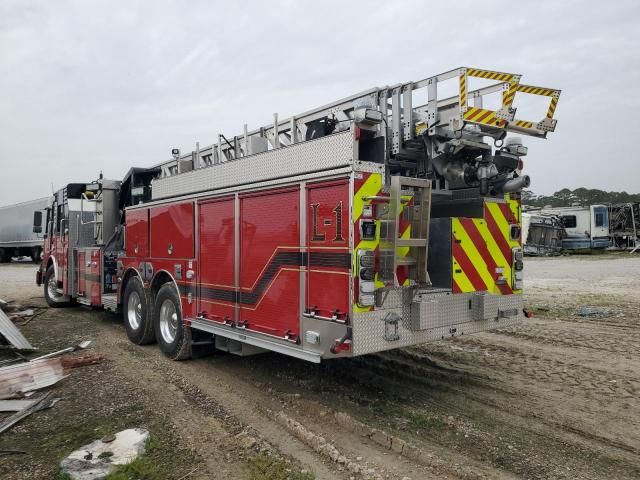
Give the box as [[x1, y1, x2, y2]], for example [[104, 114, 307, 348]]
[[0, 392, 60, 434], [0, 399, 37, 412], [0, 339, 97, 438], [0, 298, 44, 325], [61, 353, 104, 370], [30, 340, 92, 361], [0, 357, 65, 399], [0, 308, 34, 351], [0, 449, 27, 456]]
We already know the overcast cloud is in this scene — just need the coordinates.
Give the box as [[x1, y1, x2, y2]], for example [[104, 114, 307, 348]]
[[1, 0, 639, 205]]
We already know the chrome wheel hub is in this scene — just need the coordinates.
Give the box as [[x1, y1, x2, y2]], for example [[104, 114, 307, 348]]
[[47, 275, 60, 301], [159, 299, 178, 344], [127, 291, 142, 330]]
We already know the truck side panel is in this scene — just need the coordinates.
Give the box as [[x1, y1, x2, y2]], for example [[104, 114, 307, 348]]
[[305, 180, 350, 322], [125, 209, 149, 258], [197, 197, 236, 323], [239, 187, 300, 339], [150, 203, 194, 259]]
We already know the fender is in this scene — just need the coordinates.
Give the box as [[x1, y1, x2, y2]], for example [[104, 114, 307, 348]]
[[150, 269, 183, 319], [120, 266, 143, 296]]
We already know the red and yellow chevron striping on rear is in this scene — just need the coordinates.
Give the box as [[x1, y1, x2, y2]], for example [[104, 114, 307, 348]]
[[452, 196, 521, 295]]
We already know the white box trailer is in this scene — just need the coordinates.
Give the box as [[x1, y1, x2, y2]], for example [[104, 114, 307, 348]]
[[539, 205, 610, 251], [0, 197, 49, 263]]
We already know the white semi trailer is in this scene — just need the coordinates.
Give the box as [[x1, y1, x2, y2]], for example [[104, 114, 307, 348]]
[[0, 197, 48, 263]]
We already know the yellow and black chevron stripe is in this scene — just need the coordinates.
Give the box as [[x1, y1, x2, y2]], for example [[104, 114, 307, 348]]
[[463, 107, 507, 128], [516, 85, 558, 96], [502, 81, 519, 108], [459, 71, 468, 110], [514, 120, 534, 129], [546, 96, 558, 118], [466, 68, 515, 82]]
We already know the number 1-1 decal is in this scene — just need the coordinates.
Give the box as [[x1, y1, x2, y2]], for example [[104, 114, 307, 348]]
[[311, 202, 344, 243], [332, 201, 344, 242]]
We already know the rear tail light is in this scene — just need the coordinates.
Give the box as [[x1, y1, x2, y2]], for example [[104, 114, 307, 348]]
[[357, 249, 375, 306], [512, 247, 524, 290], [330, 339, 351, 353]]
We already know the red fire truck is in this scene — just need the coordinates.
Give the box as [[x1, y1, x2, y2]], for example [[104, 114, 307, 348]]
[[35, 67, 560, 363]]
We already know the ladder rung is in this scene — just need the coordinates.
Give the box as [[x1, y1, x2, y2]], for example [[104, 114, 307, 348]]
[[396, 238, 428, 247], [362, 196, 409, 203], [396, 257, 417, 266], [398, 177, 431, 188]]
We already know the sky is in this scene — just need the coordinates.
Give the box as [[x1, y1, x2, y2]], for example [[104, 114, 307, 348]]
[[1, 0, 639, 205]]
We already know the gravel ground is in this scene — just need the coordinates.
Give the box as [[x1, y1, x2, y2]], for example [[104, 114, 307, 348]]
[[1, 254, 639, 479]]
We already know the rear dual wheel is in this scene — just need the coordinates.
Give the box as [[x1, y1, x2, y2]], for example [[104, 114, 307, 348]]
[[123, 276, 155, 345], [122, 278, 191, 360], [154, 283, 191, 361]]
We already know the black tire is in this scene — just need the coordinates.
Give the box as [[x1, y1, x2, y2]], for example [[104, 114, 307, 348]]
[[32, 247, 42, 264], [43, 265, 72, 307], [0, 248, 10, 263], [153, 283, 191, 361], [122, 276, 155, 345]]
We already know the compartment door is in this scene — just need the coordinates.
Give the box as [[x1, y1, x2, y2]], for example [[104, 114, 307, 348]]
[[197, 197, 236, 323], [306, 180, 350, 322], [240, 188, 300, 339], [125, 209, 149, 257], [150, 203, 194, 259]]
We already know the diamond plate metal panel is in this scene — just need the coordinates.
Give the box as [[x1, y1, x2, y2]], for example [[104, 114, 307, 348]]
[[152, 132, 354, 200], [351, 292, 523, 356], [471, 292, 503, 321], [410, 299, 440, 330], [68, 211, 97, 296], [69, 211, 97, 248], [353, 161, 385, 174]]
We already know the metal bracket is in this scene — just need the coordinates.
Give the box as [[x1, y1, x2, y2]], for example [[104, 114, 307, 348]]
[[383, 312, 400, 341]]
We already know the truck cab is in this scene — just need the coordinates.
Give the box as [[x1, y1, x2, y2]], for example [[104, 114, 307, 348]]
[[36, 179, 121, 307]]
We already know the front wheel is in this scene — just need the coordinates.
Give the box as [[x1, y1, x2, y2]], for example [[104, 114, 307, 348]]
[[153, 283, 191, 360], [44, 265, 71, 307], [122, 276, 155, 345]]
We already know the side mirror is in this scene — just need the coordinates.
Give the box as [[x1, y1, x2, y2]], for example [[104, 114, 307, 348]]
[[33, 211, 42, 233]]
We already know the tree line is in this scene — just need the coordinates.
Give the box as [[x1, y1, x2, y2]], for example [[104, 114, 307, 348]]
[[522, 188, 640, 208]]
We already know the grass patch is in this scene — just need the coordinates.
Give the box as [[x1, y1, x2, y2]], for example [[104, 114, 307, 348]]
[[55, 471, 73, 480], [104, 436, 162, 480], [408, 411, 447, 430], [104, 456, 160, 480], [248, 453, 314, 480], [368, 398, 446, 431]]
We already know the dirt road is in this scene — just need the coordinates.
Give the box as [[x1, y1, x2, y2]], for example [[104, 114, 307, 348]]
[[1, 254, 639, 479]]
